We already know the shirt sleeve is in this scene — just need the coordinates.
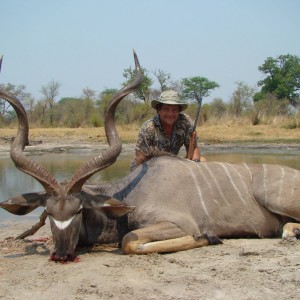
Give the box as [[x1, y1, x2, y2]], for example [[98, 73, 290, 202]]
[[135, 120, 156, 155]]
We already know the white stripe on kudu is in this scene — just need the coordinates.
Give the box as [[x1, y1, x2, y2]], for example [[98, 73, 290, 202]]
[[197, 164, 219, 205], [277, 167, 285, 204], [201, 163, 230, 206], [218, 162, 247, 204], [242, 163, 253, 181], [263, 164, 269, 206], [53, 215, 75, 230], [179, 160, 210, 218], [291, 169, 298, 197], [231, 163, 258, 206]]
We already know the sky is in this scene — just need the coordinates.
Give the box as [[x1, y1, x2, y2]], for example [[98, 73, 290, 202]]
[[1, 0, 300, 104]]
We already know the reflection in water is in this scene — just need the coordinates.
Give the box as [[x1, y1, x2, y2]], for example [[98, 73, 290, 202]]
[[0, 149, 299, 222]]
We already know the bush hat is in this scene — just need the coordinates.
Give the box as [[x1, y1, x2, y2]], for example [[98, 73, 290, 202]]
[[151, 90, 188, 111]]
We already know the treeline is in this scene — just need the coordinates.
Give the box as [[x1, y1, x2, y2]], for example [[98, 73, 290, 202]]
[[0, 54, 299, 128]]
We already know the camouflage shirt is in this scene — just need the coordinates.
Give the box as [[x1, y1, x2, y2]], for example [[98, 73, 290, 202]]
[[135, 113, 196, 155]]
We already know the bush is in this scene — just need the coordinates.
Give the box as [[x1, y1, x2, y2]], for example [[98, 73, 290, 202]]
[[281, 116, 299, 129]]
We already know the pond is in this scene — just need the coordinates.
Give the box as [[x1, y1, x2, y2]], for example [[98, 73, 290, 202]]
[[0, 147, 299, 223]]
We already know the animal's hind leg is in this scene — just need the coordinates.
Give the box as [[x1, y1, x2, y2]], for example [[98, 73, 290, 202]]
[[282, 223, 300, 241], [122, 222, 220, 254], [252, 165, 300, 240], [257, 170, 300, 216]]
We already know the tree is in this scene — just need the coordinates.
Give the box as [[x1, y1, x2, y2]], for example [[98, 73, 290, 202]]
[[168, 79, 184, 94], [82, 87, 96, 100], [123, 66, 153, 102], [255, 54, 300, 107], [81, 88, 96, 125], [153, 69, 171, 92], [251, 93, 290, 125], [56, 97, 84, 127], [0, 83, 33, 122], [40, 80, 61, 125], [210, 98, 227, 118], [228, 81, 255, 117], [98, 88, 118, 117], [181, 76, 219, 103]]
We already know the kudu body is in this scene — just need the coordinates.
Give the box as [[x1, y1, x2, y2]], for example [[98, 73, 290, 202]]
[[1, 53, 300, 262]]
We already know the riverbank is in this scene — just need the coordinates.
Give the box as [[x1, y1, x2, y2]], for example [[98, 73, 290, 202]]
[[1, 139, 300, 159], [0, 126, 300, 155], [0, 124, 300, 146]]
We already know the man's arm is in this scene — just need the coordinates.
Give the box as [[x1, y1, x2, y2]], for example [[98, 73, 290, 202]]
[[133, 150, 147, 166], [131, 120, 155, 170], [185, 116, 205, 162], [191, 144, 200, 161]]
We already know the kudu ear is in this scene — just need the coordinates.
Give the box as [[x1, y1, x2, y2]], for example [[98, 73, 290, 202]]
[[0, 192, 48, 215], [100, 198, 136, 220], [82, 192, 135, 219]]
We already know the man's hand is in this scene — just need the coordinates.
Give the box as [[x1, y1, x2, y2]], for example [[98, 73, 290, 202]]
[[134, 150, 147, 166]]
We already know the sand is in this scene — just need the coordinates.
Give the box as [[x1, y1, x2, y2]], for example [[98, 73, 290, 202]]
[[1, 221, 300, 300]]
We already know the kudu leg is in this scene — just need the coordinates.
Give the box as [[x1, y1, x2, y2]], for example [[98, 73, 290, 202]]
[[260, 191, 300, 241], [16, 210, 48, 240], [282, 223, 300, 241], [122, 222, 212, 254]]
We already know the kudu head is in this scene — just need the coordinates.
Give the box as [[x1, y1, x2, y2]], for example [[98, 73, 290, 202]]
[[0, 51, 143, 262]]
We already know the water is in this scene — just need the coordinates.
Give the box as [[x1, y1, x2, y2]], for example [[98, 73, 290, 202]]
[[0, 147, 299, 222]]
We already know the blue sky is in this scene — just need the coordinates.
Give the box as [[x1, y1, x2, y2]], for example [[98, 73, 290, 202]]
[[1, 0, 299, 104]]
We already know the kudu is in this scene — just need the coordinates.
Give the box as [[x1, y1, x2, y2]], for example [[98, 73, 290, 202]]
[[1, 53, 300, 262]]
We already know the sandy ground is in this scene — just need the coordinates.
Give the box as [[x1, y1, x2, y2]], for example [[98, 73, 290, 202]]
[[1, 221, 300, 300], [1, 139, 300, 299]]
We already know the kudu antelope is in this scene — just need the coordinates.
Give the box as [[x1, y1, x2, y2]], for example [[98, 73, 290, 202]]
[[1, 52, 300, 262]]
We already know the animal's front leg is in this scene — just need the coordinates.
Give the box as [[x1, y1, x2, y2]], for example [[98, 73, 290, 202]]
[[122, 221, 211, 254], [282, 223, 300, 241]]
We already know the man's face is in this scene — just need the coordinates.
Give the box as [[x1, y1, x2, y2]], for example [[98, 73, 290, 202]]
[[158, 104, 180, 126]]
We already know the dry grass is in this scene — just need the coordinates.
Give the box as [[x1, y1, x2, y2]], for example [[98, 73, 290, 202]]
[[200, 124, 300, 144], [0, 125, 140, 143], [0, 123, 299, 144]]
